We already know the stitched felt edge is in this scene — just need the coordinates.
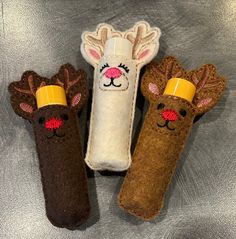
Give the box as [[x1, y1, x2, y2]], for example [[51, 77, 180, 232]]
[[8, 63, 89, 122], [118, 55, 227, 219], [82, 21, 161, 171]]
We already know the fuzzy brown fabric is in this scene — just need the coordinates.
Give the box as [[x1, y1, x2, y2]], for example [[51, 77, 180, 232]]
[[8, 64, 90, 229], [118, 56, 226, 220]]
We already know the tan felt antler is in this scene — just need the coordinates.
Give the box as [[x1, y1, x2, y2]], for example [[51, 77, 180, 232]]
[[126, 24, 158, 59]]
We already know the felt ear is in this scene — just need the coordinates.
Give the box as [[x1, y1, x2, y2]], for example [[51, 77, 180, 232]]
[[141, 56, 186, 103], [56, 64, 88, 112], [8, 72, 39, 121], [81, 43, 102, 66], [188, 64, 226, 115], [81, 23, 120, 67], [9, 95, 36, 121], [125, 21, 161, 66], [136, 44, 158, 65]]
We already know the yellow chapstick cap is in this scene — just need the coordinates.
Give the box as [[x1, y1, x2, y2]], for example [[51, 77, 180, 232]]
[[36, 85, 67, 108], [163, 78, 196, 103]]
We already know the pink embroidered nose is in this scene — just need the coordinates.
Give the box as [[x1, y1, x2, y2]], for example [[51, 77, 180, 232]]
[[104, 67, 122, 79], [45, 118, 63, 130], [161, 109, 179, 121]]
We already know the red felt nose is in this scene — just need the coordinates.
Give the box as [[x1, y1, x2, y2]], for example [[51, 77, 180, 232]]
[[161, 109, 179, 121], [104, 67, 122, 79], [45, 118, 63, 130]]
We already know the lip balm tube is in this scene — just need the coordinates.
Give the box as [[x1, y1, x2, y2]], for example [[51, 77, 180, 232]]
[[8, 64, 90, 229]]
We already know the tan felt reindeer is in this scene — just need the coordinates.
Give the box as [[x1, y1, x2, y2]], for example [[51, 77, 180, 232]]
[[118, 56, 226, 220], [81, 21, 161, 171]]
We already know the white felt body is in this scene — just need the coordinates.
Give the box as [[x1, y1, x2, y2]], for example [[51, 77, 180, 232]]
[[81, 21, 161, 171], [85, 56, 137, 171]]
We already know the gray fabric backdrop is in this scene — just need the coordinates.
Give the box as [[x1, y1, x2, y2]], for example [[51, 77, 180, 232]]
[[0, 0, 235, 238]]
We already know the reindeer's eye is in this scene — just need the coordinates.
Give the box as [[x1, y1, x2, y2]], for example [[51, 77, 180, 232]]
[[157, 103, 165, 110], [61, 113, 69, 121], [118, 63, 129, 73], [100, 63, 109, 73], [179, 109, 187, 117], [38, 117, 45, 124]]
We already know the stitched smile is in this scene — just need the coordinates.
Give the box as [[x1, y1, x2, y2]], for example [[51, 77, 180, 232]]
[[157, 121, 175, 131], [103, 78, 121, 88], [47, 130, 65, 139]]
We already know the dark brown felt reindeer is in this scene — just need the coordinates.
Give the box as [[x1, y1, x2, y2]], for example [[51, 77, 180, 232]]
[[8, 64, 90, 229], [119, 56, 226, 220]]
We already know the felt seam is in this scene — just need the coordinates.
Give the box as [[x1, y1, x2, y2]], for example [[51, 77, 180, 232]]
[[118, 56, 226, 220], [8, 64, 91, 228], [82, 21, 161, 171]]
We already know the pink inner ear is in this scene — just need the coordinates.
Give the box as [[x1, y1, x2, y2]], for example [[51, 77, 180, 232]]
[[197, 97, 212, 107], [20, 102, 33, 113], [138, 49, 150, 60], [89, 49, 101, 60], [71, 93, 81, 107], [148, 83, 159, 95]]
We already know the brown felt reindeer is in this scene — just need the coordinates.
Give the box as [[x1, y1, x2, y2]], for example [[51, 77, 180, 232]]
[[118, 56, 226, 220], [8, 64, 90, 229]]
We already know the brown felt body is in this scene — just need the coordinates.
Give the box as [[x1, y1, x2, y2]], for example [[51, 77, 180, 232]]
[[118, 56, 226, 220], [119, 96, 195, 220], [8, 64, 90, 229], [34, 105, 90, 228]]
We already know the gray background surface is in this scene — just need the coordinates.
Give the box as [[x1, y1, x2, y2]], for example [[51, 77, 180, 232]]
[[0, 0, 235, 238]]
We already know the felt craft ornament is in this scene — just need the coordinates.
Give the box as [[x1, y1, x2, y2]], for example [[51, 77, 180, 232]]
[[118, 56, 226, 220], [81, 21, 161, 171], [8, 64, 90, 229]]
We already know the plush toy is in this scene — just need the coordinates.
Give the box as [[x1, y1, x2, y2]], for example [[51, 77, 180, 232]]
[[81, 21, 161, 171], [8, 64, 90, 229], [118, 56, 226, 220]]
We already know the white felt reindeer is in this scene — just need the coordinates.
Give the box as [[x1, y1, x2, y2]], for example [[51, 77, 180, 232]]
[[81, 21, 161, 171]]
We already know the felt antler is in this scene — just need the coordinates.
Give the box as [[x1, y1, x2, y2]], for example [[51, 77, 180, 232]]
[[188, 64, 225, 115], [82, 24, 121, 66], [126, 23, 158, 59], [8, 72, 49, 121], [14, 75, 37, 96], [12, 73, 49, 96], [9, 64, 90, 229], [125, 21, 161, 63], [86, 27, 109, 52], [118, 56, 226, 220], [56, 67, 80, 93], [81, 21, 161, 171]]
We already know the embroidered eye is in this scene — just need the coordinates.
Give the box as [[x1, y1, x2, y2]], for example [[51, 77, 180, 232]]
[[100, 63, 109, 73], [61, 113, 69, 121], [179, 109, 187, 117], [38, 117, 45, 125], [157, 103, 165, 110], [118, 63, 129, 73]]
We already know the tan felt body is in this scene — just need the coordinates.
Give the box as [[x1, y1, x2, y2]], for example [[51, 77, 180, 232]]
[[119, 97, 194, 220], [118, 56, 226, 220]]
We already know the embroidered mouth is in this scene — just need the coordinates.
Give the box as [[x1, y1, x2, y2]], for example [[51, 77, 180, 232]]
[[47, 130, 65, 139], [157, 121, 175, 131], [103, 78, 121, 88]]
